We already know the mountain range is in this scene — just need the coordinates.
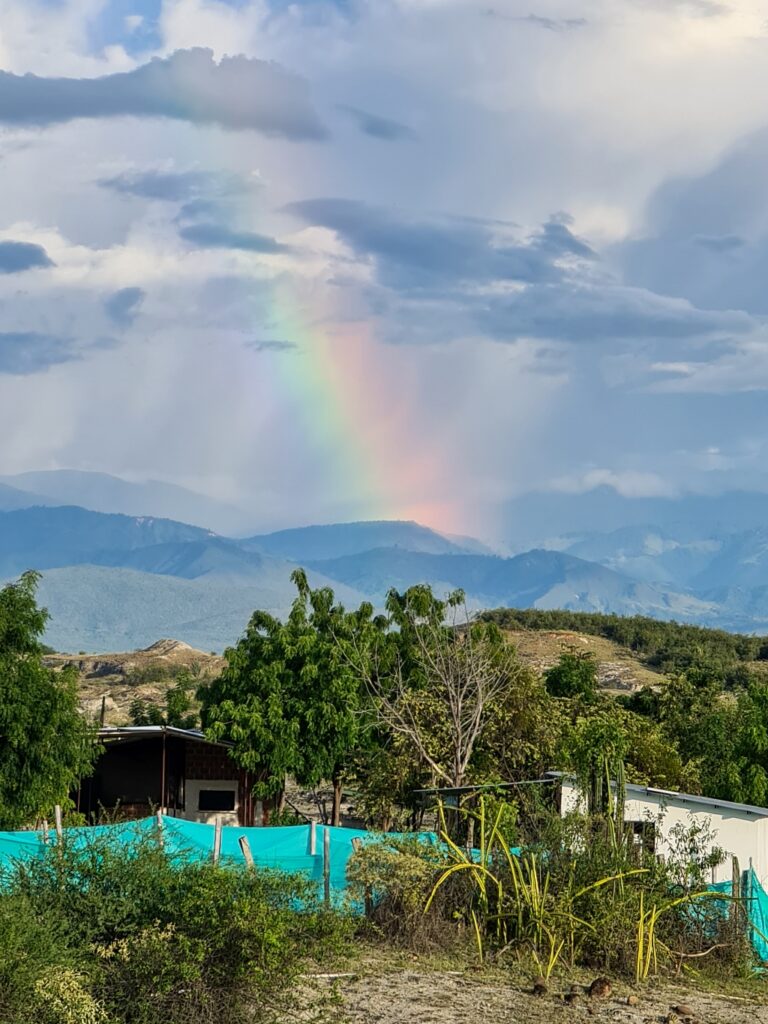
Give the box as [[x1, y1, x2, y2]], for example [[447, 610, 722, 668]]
[[4, 471, 768, 651]]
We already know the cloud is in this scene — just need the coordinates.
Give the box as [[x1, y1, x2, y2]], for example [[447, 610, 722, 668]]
[[285, 198, 594, 289], [484, 11, 588, 31], [0, 240, 54, 274], [0, 48, 327, 139], [248, 339, 296, 352], [0, 332, 77, 375], [179, 223, 290, 253], [105, 286, 145, 326], [101, 168, 251, 202], [288, 197, 749, 345], [549, 468, 676, 498], [475, 282, 753, 343], [619, 130, 768, 316], [337, 105, 416, 141]]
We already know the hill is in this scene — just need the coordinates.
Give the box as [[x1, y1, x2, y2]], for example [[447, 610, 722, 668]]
[[306, 547, 716, 620], [45, 639, 225, 726], [245, 520, 480, 560], [34, 564, 369, 653], [0, 469, 254, 535]]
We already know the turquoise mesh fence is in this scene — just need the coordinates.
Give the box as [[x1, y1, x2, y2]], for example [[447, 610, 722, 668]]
[[708, 868, 768, 964], [0, 816, 438, 905]]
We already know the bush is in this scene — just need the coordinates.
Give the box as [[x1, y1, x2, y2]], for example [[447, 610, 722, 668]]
[[347, 835, 472, 951], [348, 799, 751, 980], [1, 830, 352, 1024]]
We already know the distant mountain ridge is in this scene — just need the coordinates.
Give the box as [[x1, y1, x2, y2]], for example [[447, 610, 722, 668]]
[[245, 520, 480, 560], [7, 475, 768, 651], [0, 470, 255, 535]]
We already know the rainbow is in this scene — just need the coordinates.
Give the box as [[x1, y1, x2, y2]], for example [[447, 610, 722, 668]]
[[258, 277, 463, 534]]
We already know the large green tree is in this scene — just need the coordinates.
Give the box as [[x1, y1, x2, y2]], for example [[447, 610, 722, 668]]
[[201, 570, 374, 825], [0, 572, 97, 828]]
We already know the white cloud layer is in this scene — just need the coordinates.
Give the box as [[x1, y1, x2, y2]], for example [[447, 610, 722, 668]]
[[1, 0, 768, 537]]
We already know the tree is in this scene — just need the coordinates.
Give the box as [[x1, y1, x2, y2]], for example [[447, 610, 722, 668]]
[[0, 572, 97, 828], [545, 649, 598, 700], [200, 571, 373, 825], [130, 669, 199, 729], [355, 585, 529, 792]]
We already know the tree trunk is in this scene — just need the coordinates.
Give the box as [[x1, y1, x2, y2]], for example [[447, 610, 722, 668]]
[[331, 773, 342, 827]]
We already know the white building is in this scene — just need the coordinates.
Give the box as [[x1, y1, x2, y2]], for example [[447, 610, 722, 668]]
[[547, 771, 768, 886]]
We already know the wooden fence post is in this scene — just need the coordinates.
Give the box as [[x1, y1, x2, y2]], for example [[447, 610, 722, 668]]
[[731, 856, 745, 943], [41, 819, 49, 845], [323, 826, 331, 906], [309, 820, 317, 856], [238, 835, 254, 870], [54, 805, 63, 841], [156, 810, 164, 850], [213, 816, 222, 865]]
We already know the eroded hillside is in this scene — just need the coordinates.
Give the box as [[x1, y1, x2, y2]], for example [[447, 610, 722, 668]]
[[56, 626, 668, 725], [46, 639, 224, 726]]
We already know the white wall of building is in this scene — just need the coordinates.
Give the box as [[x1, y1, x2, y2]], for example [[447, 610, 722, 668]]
[[181, 778, 240, 827], [558, 777, 768, 886]]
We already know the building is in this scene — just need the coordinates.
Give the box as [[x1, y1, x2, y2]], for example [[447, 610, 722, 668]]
[[548, 771, 768, 886], [76, 726, 262, 827]]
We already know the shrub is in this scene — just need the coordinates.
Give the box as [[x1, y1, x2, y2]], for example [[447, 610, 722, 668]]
[[347, 835, 470, 950], [2, 830, 352, 1024]]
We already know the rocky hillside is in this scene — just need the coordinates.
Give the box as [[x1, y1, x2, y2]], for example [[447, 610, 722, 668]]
[[46, 639, 224, 726], [56, 628, 663, 726]]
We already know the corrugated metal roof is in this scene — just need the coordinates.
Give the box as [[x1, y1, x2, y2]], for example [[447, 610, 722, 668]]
[[545, 771, 768, 819], [97, 725, 232, 748]]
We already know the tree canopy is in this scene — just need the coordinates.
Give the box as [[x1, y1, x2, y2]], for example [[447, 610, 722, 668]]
[[0, 572, 97, 828], [200, 569, 374, 824]]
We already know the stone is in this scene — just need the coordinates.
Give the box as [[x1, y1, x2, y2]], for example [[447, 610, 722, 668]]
[[588, 977, 612, 1000]]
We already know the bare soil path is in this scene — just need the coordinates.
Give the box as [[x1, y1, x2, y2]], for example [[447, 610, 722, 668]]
[[301, 957, 768, 1024]]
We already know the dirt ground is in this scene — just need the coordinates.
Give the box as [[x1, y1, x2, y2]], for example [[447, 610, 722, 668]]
[[300, 958, 768, 1024]]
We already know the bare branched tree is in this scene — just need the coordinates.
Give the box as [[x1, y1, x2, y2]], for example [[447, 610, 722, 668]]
[[351, 590, 518, 791]]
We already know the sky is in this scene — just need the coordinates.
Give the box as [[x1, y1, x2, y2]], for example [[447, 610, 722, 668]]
[[2, 0, 768, 538]]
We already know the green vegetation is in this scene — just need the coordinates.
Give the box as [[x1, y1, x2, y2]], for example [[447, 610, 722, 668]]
[[8, 572, 768, 1002], [201, 568, 373, 825], [0, 830, 351, 1024], [350, 797, 739, 980], [0, 572, 97, 829], [129, 669, 200, 729], [482, 607, 763, 682]]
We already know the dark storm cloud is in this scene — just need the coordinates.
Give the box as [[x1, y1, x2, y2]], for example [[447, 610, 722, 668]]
[[0, 49, 327, 139], [0, 241, 54, 273], [474, 282, 753, 343], [619, 130, 768, 316], [100, 169, 250, 202], [179, 223, 290, 253], [248, 339, 297, 352], [0, 332, 77, 374], [337, 105, 416, 140], [288, 196, 755, 346], [105, 287, 145, 326], [285, 197, 593, 289]]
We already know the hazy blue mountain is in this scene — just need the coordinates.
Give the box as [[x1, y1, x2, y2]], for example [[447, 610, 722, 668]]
[[106, 539, 270, 579], [246, 520, 478, 560], [504, 487, 768, 549], [0, 505, 215, 577], [565, 526, 722, 587], [0, 481, 57, 511], [0, 470, 255, 535], [691, 529, 768, 590], [34, 565, 369, 653], [306, 547, 716, 620]]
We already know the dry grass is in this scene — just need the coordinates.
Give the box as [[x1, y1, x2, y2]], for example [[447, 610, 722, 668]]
[[503, 629, 664, 694]]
